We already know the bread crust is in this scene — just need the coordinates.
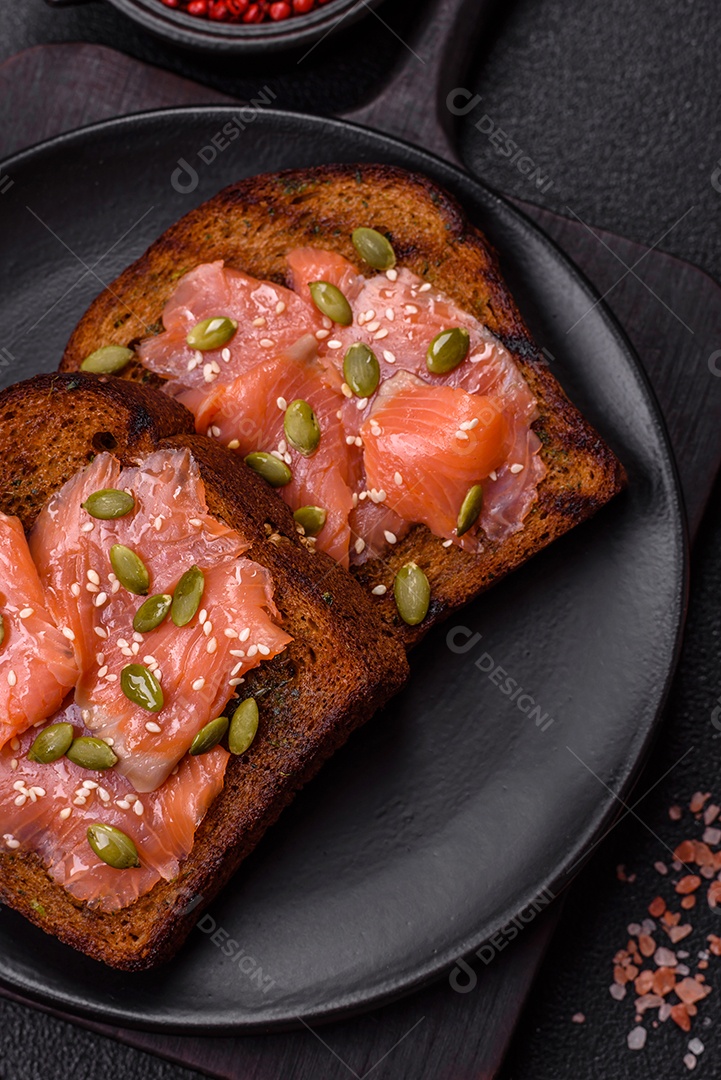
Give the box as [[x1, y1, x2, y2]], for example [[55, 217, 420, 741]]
[[60, 164, 625, 647], [0, 373, 408, 969]]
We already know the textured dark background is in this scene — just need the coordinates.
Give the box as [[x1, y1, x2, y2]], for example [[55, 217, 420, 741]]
[[1, 0, 721, 1077]]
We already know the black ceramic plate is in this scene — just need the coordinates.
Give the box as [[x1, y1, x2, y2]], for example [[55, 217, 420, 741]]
[[0, 107, 686, 1032]]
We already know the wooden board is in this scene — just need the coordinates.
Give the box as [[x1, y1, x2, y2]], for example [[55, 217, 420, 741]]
[[1, 42, 721, 1080]]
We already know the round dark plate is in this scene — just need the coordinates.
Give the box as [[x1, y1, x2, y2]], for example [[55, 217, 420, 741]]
[[107, 0, 383, 55], [0, 107, 686, 1032]]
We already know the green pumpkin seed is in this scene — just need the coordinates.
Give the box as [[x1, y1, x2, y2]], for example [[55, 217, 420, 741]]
[[293, 505, 327, 537], [133, 593, 173, 634], [426, 327, 470, 375], [186, 316, 237, 351], [343, 342, 380, 398], [284, 399, 321, 456], [80, 346, 134, 375], [189, 715, 229, 756], [170, 566, 205, 627], [456, 484, 484, 537], [120, 664, 164, 713], [87, 823, 140, 870], [82, 488, 135, 520], [351, 227, 396, 271], [66, 736, 118, 771], [308, 281, 353, 326], [229, 698, 259, 755], [28, 722, 75, 764], [110, 544, 150, 596], [244, 451, 292, 487], [393, 562, 431, 626]]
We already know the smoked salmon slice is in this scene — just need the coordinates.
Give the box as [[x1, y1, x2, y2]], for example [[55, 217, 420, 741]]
[[137, 247, 545, 562], [0, 513, 78, 750], [184, 338, 356, 567], [0, 702, 228, 912], [30, 448, 291, 792]]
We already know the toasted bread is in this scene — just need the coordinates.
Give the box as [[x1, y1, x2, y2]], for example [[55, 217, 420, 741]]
[[0, 373, 408, 969], [60, 164, 625, 644]]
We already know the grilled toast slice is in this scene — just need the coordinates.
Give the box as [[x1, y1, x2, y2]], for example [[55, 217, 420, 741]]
[[0, 373, 408, 969], [60, 163, 625, 645]]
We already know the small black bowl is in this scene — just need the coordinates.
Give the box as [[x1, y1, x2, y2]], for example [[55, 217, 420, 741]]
[[106, 0, 384, 54]]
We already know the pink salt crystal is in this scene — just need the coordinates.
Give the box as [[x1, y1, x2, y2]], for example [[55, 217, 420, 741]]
[[704, 805, 719, 825], [668, 924, 693, 944], [702, 827, 721, 846], [627, 1026, 647, 1050], [654, 947, 677, 967], [669, 805, 683, 821], [683, 1053, 697, 1070], [571, 1013, 585, 1023], [610, 983, 627, 1000], [654, 861, 668, 875]]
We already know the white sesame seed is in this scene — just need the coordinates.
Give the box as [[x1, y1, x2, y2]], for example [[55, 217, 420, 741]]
[[419, 282, 432, 292], [386, 268, 398, 282], [275, 300, 286, 314], [7, 670, 17, 687], [276, 396, 287, 411], [82, 780, 98, 790], [257, 643, 270, 656], [404, 304, 418, 315], [134, 801, 144, 816], [442, 538, 454, 547], [393, 471, 404, 486], [229, 678, 244, 687], [355, 538, 366, 554], [18, 607, 34, 619], [86, 583, 99, 594], [87, 569, 100, 585], [270, 449, 284, 461], [252, 316, 266, 327], [10, 737, 19, 751], [14, 795, 26, 807], [116, 799, 130, 810], [227, 439, 240, 450], [189, 518, 202, 527], [322, 316, 332, 329], [315, 329, 330, 340], [105, 673, 117, 682], [356, 397, 368, 410], [203, 621, 213, 637], [10, 759, 17, 771], [61, 627, 75, 641], [371, 585, 387, 596], [239, 628, 250, 642], [94, 626, 108, 639], [192, 677, 205, 691], [327, 340, 343, 350], [98, 788, 111, 803], [221, 347, 231, 362], [278, 439, 287, 454], [230, 662, 244, 678], [456, 430, 469, 441], [366, 321, 380, 333], [111, 580, 120, 594], [354, 436, 363, 447], [246, 644, 258, 658], [198, 610, 207, 626], [224, 628, 238, 639], [207, 637, 217, 654], [70, 582, 81, 597], [385, 307, 395, 321], [145, 722, 161, 734], [345, 435, 356, 445], [509, 463, 524, 474], [94, 592, 107, 607], [5, 837, 20, 849], [59, 807, 72, 820], [384, 530, 397, 544], [117, 637, 129, 649], [341, 382, 353, 398], [259, 338, 274, 349], [97, 665, 108, 678], [374, 328, 389, 340], [131, 642, 139, 655], [229, 649, 245, 659], [80, 522, 94, 533], [143, 655, 156, 666], [284, 452, 292, 464], [203, 364, 217, 384], [489, 470, 498, 481], [383, 350, 396, 364]]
